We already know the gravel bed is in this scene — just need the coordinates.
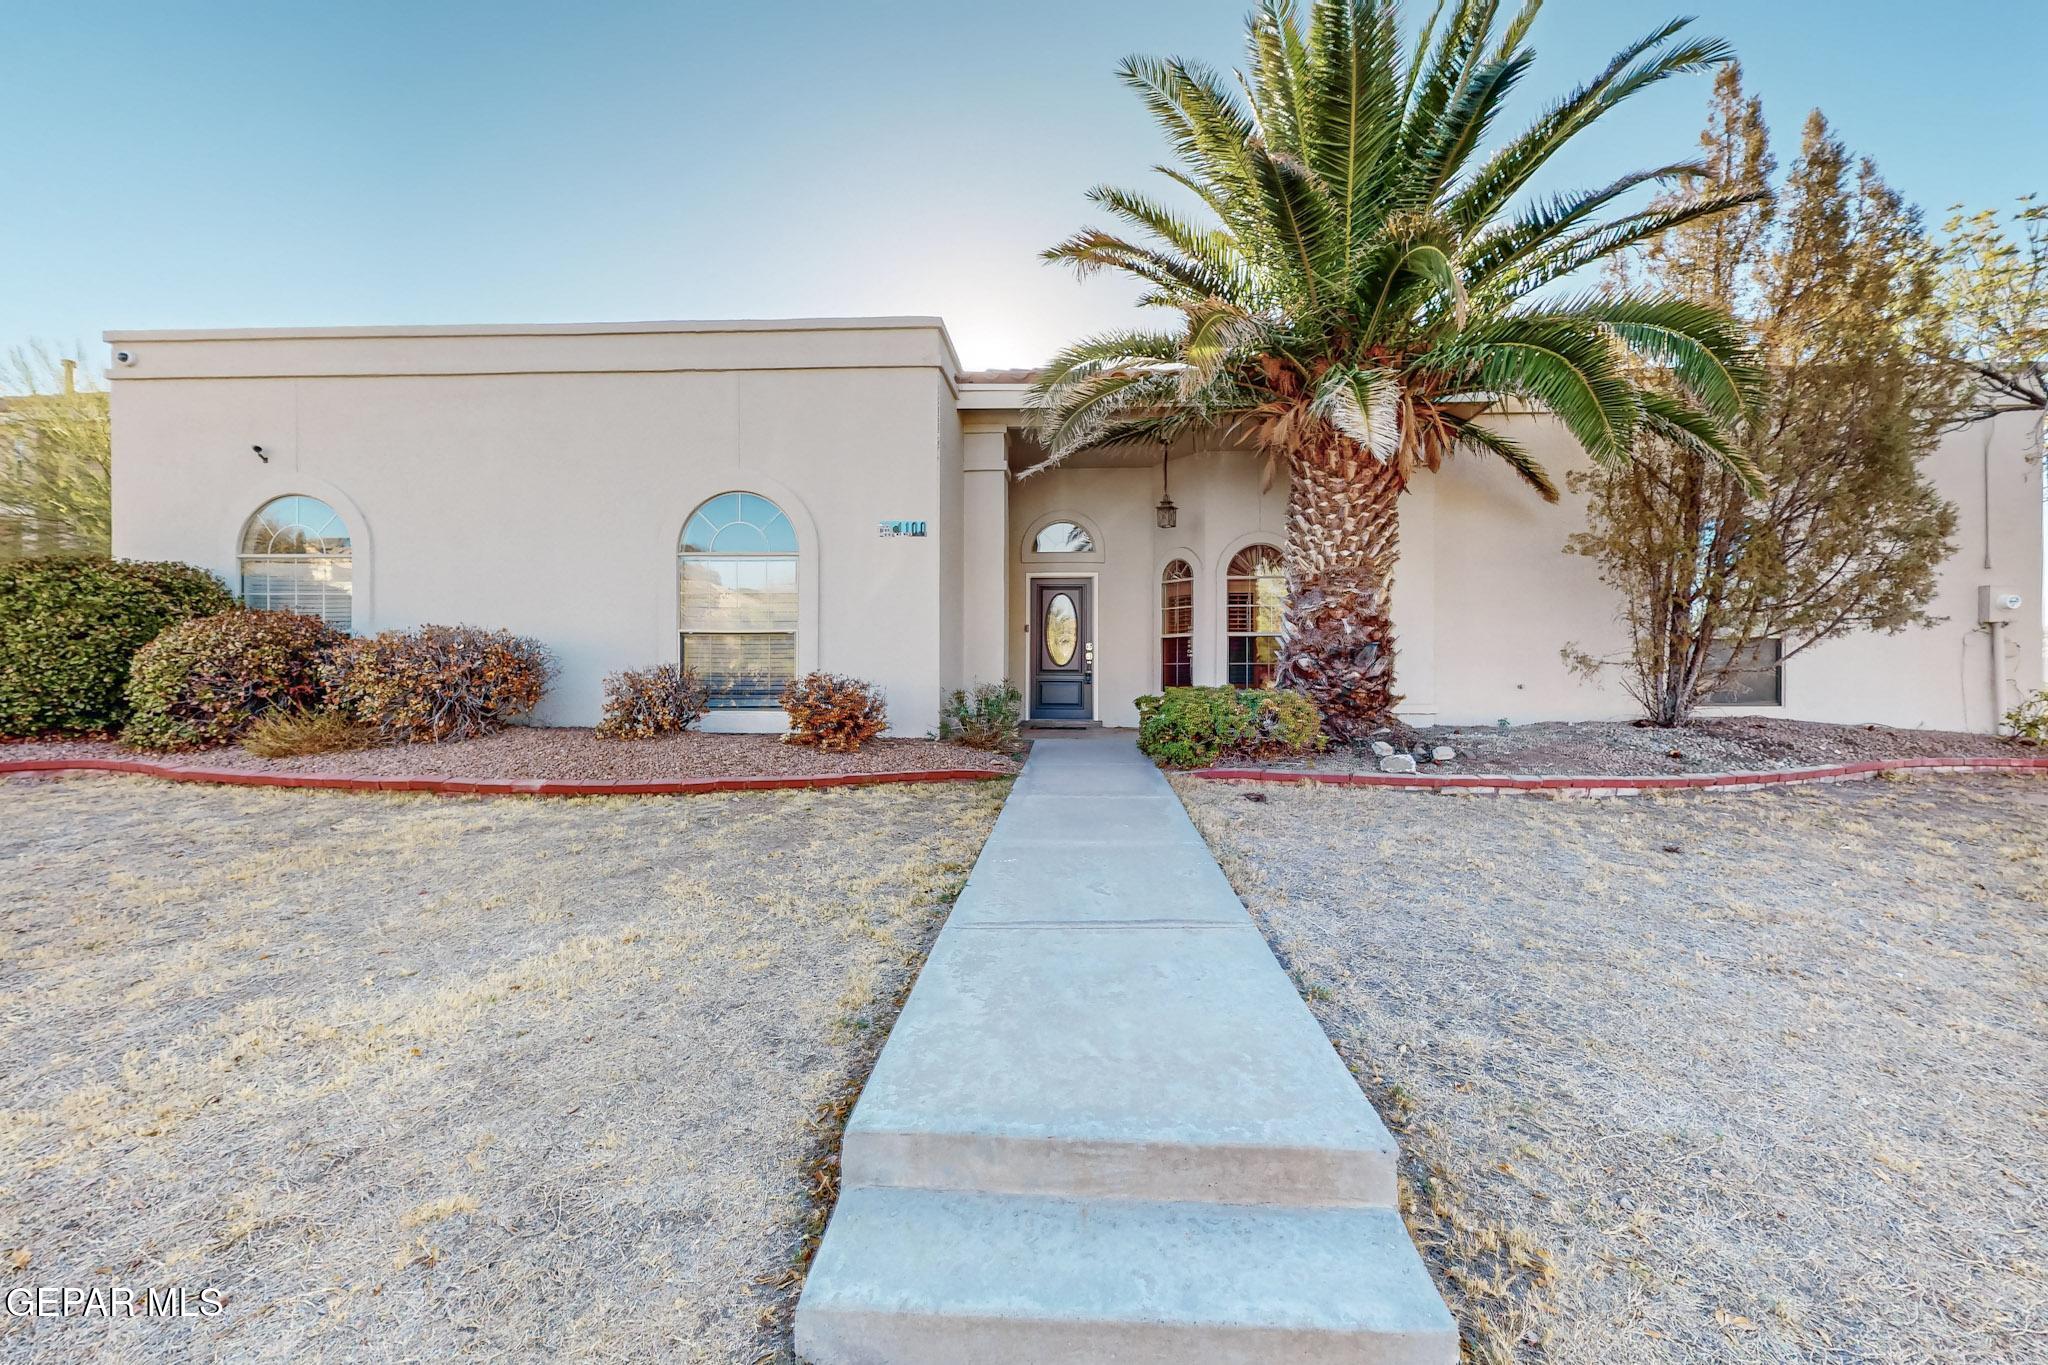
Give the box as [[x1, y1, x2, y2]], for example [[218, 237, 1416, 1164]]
[[1251, 716, 2034, 777], [0, 773, 1008, 1362], [1176, 771, 2048, 1363], [0, 727, 1016, 782]]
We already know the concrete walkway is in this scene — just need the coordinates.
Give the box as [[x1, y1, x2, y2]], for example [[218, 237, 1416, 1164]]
[[795, 732, 1455, 1362]]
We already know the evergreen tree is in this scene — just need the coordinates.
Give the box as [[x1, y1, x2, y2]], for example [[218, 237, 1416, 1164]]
[[1568, 66, 1961, 725]]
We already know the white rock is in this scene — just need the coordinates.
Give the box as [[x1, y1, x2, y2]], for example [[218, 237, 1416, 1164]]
[[1431, 746, 1456, 763], [1378, 754, 1418, 774], [1369, 740, 1395, 758]]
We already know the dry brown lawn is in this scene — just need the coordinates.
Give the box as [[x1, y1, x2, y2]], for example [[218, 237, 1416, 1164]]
[[1175, 772, 2047, 1364], [0, 772, 1006, 1362]]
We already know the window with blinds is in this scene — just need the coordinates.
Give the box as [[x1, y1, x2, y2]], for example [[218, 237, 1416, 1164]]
[[679, 492, 798, 708], [1226, 545, 1285, 688], [1702, 638, 1784, 706], [1161, 559, 1193, 688], [240, 495, 353, 631]]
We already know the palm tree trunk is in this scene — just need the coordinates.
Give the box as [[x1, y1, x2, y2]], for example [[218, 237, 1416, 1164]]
[[1278, 427, 1402, 739]]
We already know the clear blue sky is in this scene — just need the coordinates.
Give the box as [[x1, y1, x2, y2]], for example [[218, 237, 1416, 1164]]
[[3, 1, 2042, 371]]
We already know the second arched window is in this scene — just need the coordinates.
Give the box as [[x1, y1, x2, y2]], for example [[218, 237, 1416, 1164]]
[[240, 495, 353, 631], [1160, 560, 1193, 688], [1226, 545, 1285, 688], [679, 492, 797, 709]]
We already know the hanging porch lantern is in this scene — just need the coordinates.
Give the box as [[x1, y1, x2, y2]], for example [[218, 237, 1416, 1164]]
[[1155, 439, 1178, 528]]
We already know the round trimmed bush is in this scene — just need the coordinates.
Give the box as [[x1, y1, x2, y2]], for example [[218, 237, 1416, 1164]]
[[0, 556, 234, 736], [122, 609, 344, 751], [780, 672, 888, 753], [596, 663, 709, 740], [325, 624, 554, 743], [1135, 686, 1325, 767]]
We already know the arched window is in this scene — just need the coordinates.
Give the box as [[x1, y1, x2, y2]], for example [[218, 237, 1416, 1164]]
[[1160, 559, 1193, 688], [1226, 545, 1285, 688], [1031, 520, 1095, 553], [679, 492, 797, 709], [240, 495, 353, 631]]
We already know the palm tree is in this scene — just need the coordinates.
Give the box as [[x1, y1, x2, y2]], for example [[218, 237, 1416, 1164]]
[[1027, 0, 1767, 737]]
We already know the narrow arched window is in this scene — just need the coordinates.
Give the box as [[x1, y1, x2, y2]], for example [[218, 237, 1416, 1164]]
[[1226, 545, 1285, 688], [1160, 559, 1193, 688], [679, 492, 797, 708], [240, 495, 353, 631]]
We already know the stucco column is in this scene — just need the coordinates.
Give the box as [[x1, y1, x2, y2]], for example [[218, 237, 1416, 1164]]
[[1393, 477, 1438, 726], [960, 424, 1011, 688]]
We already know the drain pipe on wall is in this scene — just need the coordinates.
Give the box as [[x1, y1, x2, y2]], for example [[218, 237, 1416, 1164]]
[[1989, 618, 2007, 733], [1976, 421, 2017, 734], [1981, 422, 2002, 734]]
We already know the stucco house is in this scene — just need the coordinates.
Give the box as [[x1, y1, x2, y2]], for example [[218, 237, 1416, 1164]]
[[105, 317, 2043, 734]]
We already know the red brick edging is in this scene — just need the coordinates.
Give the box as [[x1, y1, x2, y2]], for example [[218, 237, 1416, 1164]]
[[0, 756, 1009, 798], [1192, 753, 2048, 795]]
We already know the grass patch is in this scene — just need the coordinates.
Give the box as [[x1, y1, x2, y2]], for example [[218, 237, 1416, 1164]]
[[0, 772, 1006, 1361], [1175, 772, 2048, 1363]]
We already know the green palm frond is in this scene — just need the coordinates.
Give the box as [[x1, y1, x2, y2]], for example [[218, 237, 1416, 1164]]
[[1247, 145, 1341, 307], [1447, 18, 1731, 228], [1034, 0, 1759, 488], [1181, 304, 1267, 396], [1461, 161, 1708, 289], [1488, 185, 1771, 299], [1358, 218, 1468, 335], [1639, 391, 1767, 495], [1041, 228, 1236, 304], [1412, 48, 1535, 206], [1401, 0, 1502, 184], [1439, 317, 1643, 463], [1451, 418, 1558, 501], [1301, 0, 1404, 268], [1521, 291, 1763, 422], [1247, 1, 1313, 151], [1030, 332, 1186, 409], [1027, 366, 1182, 469]]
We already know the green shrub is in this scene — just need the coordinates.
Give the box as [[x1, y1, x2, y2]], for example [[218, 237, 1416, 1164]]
[[123, 609, 344, 751], [937, 681, 1023, 752], [781, 672, 887, 753], [0, 556, 234, 736], [2007, 690, 2048, 744], [325, 625, 554, 743], [240, 708, 380, 758], [1135, 686, 1324, 767], [596, 663, 709, 739], [1245, 688, 1323, 754]]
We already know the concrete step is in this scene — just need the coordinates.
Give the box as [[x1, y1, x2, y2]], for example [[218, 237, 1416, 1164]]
[[843, 921, 1399, 1208], [795, 1186, 1457, 1365]]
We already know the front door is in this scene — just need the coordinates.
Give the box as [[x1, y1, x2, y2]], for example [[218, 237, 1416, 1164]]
[[1030, 579, 1094, 721]]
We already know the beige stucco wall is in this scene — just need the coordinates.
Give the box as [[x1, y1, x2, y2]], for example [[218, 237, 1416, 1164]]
[[1005, 447, 1291, 728], [1426, 408, 2044, 731], [109, 321, 963, 732], [105, 319, 2041, 739], [997, 404, 2043, 734]]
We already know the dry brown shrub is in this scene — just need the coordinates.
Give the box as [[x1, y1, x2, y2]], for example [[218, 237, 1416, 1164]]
[[780, 672, 887, 753]]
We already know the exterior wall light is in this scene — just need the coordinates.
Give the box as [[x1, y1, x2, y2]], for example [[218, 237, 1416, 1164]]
[[1155, 440, 1178, 528]]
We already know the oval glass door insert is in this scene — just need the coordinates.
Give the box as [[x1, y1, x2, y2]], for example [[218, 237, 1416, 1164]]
[[1045, 593, 1078, 665]]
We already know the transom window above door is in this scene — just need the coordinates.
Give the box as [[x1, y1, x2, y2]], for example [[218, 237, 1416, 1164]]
[[679, 492, 798, 708], [1031, 521, 1095, 553]]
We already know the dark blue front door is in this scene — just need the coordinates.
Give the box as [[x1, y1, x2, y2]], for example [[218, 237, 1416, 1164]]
[[1030, 580, 1093, 721]]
